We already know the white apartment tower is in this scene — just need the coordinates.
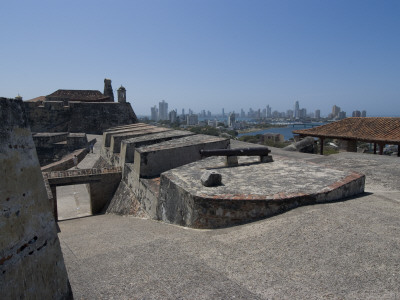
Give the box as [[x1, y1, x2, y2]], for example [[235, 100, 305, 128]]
[[159, 100, 168, 121]]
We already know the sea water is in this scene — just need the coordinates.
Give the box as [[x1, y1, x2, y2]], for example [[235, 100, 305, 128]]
[[238, 123, 326, 141]]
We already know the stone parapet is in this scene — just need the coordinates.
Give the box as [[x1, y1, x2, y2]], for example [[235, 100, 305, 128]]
[[120, 130, 195, 166], [134, 135, 230, 178], [110, 127, 171, 153], [102, 123, 155, 147]]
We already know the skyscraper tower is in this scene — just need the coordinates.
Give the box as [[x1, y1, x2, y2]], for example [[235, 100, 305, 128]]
[[159, 100, 168, 121], [332, 105, 341, 118], [294, 101, 300, 119], [267, 105, 272, 118], [104, 78, 114, 101], [228, 112, 236, 127], [151, 105, 158, 121]]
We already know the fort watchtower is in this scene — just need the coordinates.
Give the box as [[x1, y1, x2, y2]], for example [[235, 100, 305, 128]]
[[117, 85, 126, 103]]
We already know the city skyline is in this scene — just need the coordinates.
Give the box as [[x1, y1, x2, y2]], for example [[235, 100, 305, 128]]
[[148, 99, 366, 120], [2, 1, 399, 116]]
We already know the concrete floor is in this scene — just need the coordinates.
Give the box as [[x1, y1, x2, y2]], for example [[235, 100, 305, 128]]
[[58, 141, 400, 299]]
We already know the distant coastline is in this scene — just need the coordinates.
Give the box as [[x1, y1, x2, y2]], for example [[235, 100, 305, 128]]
[[238, 122, 327, 141]]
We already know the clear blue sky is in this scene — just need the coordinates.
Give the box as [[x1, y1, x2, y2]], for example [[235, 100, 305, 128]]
[[1, 0, 399, 116]]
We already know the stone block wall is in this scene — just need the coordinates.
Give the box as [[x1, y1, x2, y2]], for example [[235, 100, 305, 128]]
[[134, 135, 230, 178], [106, 164, 158, 219], [24, 101, 137, 134], [0, 98, 72, 299]]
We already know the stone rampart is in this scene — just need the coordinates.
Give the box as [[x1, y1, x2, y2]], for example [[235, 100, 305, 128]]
[[41, 148, 88, 172], [134, 135, 230, 178], [24, 101, 137, 134], [0, 98, 72, 299], [34, 132, 89, 165]]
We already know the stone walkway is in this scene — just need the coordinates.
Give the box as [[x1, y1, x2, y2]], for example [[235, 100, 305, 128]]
[[58, 145, 400, 299], [57, 134, 102, 220]]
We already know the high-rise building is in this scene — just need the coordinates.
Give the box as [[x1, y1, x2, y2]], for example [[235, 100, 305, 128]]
[[159, 100, 168, 121], [169, 110, 177, 123], [222, 108, 225, 117], [332, 105, 341, 118], [240, 109, 245, 118], [267, 105, 272, 118], [338, 111, 346, 119], [352, 110, 361, 117], [286, 109, 294, 119], [187, 114, 198, 125], [294, 101, 300, 118], [299, 108, 307, 119], [228, 112, 236, 127], [315, 109, 321, 119], [262, 108, 267, 118], [151, 105, 158, 121], [361, 110, 367, 117]]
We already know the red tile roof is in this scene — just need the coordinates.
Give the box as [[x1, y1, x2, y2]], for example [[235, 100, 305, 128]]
[[25, 96, 46, 102], [46, 89, 111, 102], [293, 117, 400, 144]]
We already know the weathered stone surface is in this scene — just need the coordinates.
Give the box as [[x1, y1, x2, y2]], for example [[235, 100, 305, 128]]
[[106, 163, 159, 218], [134, 135, 230, 178], [102, 123, 155, 147], [201, 170, 222, 187], [110, 127, 171, 153], [283, 136, 316, 153], [41, 147, 88, 172], [34, 132, 89, 166], [44, 167, 122, 215], [120, 130, 195, 165], [24, 101, 137, 134], [158, 152, 365, 228], [0, 98, 72, 299]]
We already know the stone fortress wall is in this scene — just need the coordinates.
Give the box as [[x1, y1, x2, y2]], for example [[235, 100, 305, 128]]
[[23, 78, 137, 134], [24, 100, 137, 134], [0, 98, 72, 299]]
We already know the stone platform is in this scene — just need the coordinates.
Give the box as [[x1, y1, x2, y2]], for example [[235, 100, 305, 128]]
[[100, 124, 365, 229], [158, 155, 365, 228]]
